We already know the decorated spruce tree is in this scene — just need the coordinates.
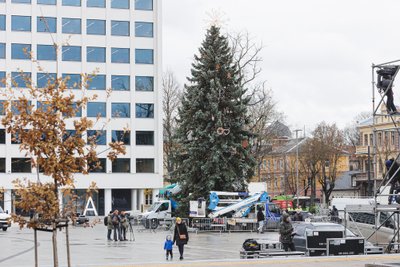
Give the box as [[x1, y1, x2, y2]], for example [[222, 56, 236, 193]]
[[174, 25, 256, 212]]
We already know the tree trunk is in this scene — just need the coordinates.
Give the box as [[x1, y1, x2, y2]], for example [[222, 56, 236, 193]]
[[52, 226, 58, 267]]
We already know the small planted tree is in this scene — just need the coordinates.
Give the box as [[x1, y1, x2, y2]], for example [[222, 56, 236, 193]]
[[0, 68, 125, 266]]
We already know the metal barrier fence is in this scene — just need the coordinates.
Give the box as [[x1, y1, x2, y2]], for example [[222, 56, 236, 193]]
[[133, 216, 281, 232]]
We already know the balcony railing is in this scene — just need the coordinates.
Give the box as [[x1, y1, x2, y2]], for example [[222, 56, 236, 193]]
[[356, 146, 369, 155]]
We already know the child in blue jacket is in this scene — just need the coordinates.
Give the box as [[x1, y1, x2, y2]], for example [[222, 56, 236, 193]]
[[164, 235, 173, 260]]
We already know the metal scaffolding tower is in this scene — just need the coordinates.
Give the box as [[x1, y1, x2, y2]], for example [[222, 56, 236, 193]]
[[359, 59, 400, 252]]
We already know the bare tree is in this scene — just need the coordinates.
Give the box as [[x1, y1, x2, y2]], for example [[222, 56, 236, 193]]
[[162, 71, 182, 182], [228, 30, 282, 181], [343, 111, 370, 147], [313, 122, 346, 205]]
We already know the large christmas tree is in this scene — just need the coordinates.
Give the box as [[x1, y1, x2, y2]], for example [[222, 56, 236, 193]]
[[174, 25, 256, 209]]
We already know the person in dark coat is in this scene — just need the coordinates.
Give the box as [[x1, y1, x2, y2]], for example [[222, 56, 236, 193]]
[[292, 209, 304, 222], [279, 213, 296, 251], [106, 211, 113, 241], [385, 158, 400, 204], [173, 217, 189, 260], [377, 66, 399, 115], [257, 207, 265, 233], [111, 210, 121, 241]]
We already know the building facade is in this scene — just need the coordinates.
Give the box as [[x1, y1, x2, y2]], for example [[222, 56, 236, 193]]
[[355, 115, 400, 195], [0, 0, 163, 215]]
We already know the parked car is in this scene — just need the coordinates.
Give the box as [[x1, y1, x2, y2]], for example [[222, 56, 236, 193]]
[[292, 222, 383, 255], [75, 213, 89, 225], [0, 207, 11, 231]]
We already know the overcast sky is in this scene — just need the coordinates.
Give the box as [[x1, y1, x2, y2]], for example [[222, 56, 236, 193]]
[[162, 0, 400, 133]]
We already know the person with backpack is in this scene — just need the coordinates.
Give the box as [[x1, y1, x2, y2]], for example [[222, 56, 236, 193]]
[[173, 217, 189, 260], [105, 211, 113, 241], [112, 209, 121, 241]]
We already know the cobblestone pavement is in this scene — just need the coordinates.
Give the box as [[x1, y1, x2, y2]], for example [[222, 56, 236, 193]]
[[1, 222, 400, 267]]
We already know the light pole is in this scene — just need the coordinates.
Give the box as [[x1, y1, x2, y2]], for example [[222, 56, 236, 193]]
[[294, 129, 303, 208]]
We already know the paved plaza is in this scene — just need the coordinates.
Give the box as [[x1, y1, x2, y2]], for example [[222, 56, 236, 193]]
[[1, 221, 400, 267]]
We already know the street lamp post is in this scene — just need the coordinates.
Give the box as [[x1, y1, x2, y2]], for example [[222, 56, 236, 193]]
[[295, 129, 302, 208]]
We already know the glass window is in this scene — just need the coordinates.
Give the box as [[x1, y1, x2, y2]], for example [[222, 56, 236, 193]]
[[12, 158, 31, 173], [135, 0, 152, 10], [0, 158, 4, 173], [111, 20, 129, 36], [37, 73, 56, 88], [112, 158, 130, 173], [37, 101, 53, 113], [112, 130, 130, 145], [11, 16, 31, 32], [111, 48, 130, 63], [135, 49, 153, 64], [38, 0, 56, 5], [87, 130, 106, 145], [62, 0, 80, 6], [12, 43, 31, 60], [12, 72, 31, 88], [135, 22, 153, 37], [0, 43, 5, 59], [87, 74, 106, 90], [111, 75, 130, 91], [62, 46, 81, 61], [87, 0, 105, 8], [136, 131, 153, 145], [71, 103, 82, 117], [0, 100, 5, 116], [111, 0, 129, 9], [87, 102, 106, 117], [0, 15, 5, 31], [112, 103, 130, 118], [86, 19, 105, 35], [37, 17, 56, 33], [135, 76, 153, 91], [62, 73, 81, 89], [0, 100, 5, 115], [89, 158, 106, 173], [62, 103, 82, 117], [11, 100, 32, 115], [63, 130, 78, 141], [0, 72, 5, 88], [135, 103, 154, 118], [87, 46, 106, 62], [0, 129, 5, 144], [136, 158, 154, 173], [62, 18, 81, 34], [12, 0, 31, 4], [37, 44, 57, 61]]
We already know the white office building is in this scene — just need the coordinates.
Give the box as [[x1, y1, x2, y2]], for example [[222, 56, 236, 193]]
[[0, 0, 163, 215]]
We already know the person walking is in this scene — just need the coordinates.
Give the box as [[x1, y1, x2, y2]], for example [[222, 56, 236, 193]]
[[164, 235, 174, 260], [120, 211, 129, 241], [279, 213, 296, 251], [106, 211, 113, 241], [112, 210, 121, 241], [257, 207, 265, 233], [173, 217, 189, 260]]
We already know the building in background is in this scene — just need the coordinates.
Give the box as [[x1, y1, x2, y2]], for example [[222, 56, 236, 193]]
[[354, 114, 399, 196], [0, 0, 162, 215]]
